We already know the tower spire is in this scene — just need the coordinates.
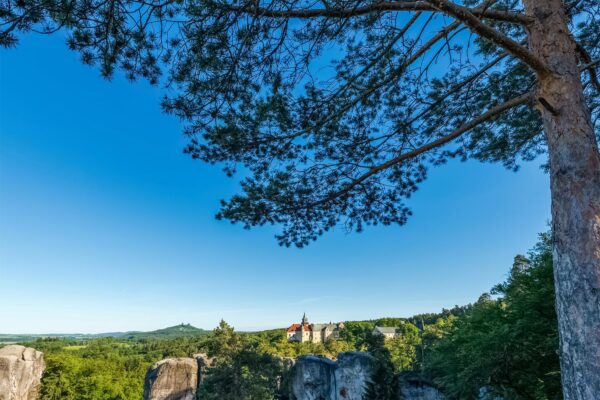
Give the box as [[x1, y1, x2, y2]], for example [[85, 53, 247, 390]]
[[301, 312, 308, 325]]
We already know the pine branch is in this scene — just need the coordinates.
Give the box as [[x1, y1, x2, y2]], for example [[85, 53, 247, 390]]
[[576, 43, 600, 92], [228, 0, 547, 75], [309, 19, 462, 134], [407, 52, 509, 126], [327, 11, 423, 102], [300, 91, 534, 209], [243, 19, 463, 147], [427, 0, 550, 75], [227, 1, 531, 25]]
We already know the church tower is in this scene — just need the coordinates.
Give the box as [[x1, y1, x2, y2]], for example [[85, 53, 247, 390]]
[[300, 313, 311, 343]]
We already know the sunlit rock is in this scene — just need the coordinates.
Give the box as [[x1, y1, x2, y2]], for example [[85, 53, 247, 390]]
[[0, 345, 45, 400], [143, 357, 199, 400]]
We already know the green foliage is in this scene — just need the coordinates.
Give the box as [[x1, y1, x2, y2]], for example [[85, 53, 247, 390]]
[[338, 321, 376, 351], [5, 1, 598, 246], [124, 323, 207, 340], [385, 323, 421, 373], [251, 329, 330, 358], [39, 350, 145, 400], [425, 233, 561, 400], [199, 321, 286, 400], [363, 334, 398, 400], [0, 324, 208, 345], [408, 305, 470, 327], [205, 321, 243, 361], [18, 234, 561, 399], [29, 336, 209, 400]]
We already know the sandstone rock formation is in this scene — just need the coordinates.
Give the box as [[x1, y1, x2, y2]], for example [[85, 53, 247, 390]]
[[289, 352, 375, 400], [145, 351, 447, 400], [193, 353, 212, 385], [0, 345, 45, 400], [334, 352, 377, 400], [143, 354, 213, 400], [397, 374, 446, 400], [289, 355, 336, 400], [288, 353, 448, 400]]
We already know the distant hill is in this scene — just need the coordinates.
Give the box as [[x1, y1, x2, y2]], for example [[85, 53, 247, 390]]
[[0, 323, 208, 344], [123, 324, 207, 339]]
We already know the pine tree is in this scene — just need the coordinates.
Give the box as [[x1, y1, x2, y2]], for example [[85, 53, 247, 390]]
[[2, 1, 599, 396]]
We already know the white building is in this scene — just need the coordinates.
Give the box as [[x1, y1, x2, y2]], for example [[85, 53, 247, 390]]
[[372, 326, 401, 339], [286, 314, 345, 343]]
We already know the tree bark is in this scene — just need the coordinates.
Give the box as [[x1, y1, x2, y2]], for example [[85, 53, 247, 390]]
[[523, 1, 600, 398]]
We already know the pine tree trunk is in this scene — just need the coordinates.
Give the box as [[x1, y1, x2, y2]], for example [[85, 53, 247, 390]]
[[523, 1, 600, 398]]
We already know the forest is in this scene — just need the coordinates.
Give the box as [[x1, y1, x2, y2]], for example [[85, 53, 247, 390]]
[[9, 232, 558, 400]]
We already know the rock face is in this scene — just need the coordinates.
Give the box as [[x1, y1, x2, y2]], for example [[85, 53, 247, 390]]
[[334, 353, 377, 400], [143, 354, 212, 400], [289, 355, 336, 400], [145, 351, 447, 400], [288, 353, 446, 400], [397, 374, 446, 400], [289, 352, 375, 400], [0, 345, 45, 400], [193, 353, 212, 385]]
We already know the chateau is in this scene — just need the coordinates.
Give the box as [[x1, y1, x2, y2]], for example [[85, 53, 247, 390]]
[[286, 314, 345, 343]]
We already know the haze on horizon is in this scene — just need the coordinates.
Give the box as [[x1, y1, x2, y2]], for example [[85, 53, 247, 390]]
[[0, 33, 550, 335]]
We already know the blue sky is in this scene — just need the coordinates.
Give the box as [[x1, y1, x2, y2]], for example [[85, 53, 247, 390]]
[[0, 33, 550, 334]]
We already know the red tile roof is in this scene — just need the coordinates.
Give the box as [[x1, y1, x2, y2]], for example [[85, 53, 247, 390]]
[[287, 323, 311, 332]]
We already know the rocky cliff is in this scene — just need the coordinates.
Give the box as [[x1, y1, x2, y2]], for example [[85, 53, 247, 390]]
[[142, 354, 212, 400], [288, 353, 446, 400], [396, 374, 446, 400], [0, 345, 45, 400], [289, 352, 376, 400], [143, 351, 447, 400]]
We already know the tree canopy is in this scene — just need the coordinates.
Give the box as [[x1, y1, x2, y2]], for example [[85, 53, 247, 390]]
[[425, 232, 561, 400], [2, 0, 598, 246], [3, 4, 600, 394]]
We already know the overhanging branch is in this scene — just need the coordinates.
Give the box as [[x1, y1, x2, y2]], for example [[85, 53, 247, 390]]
[[305, 91, 534, 208], [249, 19, 462, 146], [427, 0, 550, 75], [576, 43, 600, 92], [227, 1, 531, 25], [228, 0, 548, 76]]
